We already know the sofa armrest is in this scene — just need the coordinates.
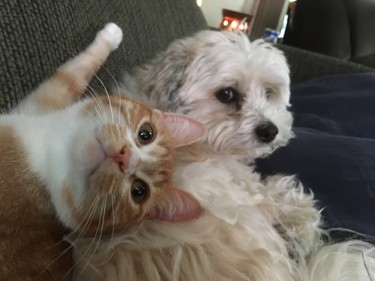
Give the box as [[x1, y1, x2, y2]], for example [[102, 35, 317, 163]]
[[277, 44, 375, 85]]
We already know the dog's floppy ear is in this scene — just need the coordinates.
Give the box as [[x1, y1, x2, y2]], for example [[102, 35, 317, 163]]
[[135, 38, 196, 111]]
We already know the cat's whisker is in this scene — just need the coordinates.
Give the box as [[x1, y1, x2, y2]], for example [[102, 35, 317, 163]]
[[36, 239, 72, 280], [88, 87, 108, 121], [109, 194, 117, 250], [78, 194, 103, 234], [99, 66, 123, 124], [54, 61, 119, 128], [84, 87, 108, 123], [85, 89, 111, 127], [82, 108, 102, 129], [52, 69, 107, 123], [85, 72, 116, 124], [85, 80, 116, 125], [74, 196, 108, 281], [116, 90, 122, 126], [96, 196, 108, 244], [55, 59, 112, 124], [97, 62, 121, 95], [72, 195, 101, 237], [86, 94, 108, 123], [36, 196, 97, 254], [89, 100, 107, 126], [62, 195, 100, 256], [84, 84, 102, 104], [55, 68, 94, 96], [60, 195, 102, 281], [38, 196, 101, 280], [80, 94, 110, 130], [86, 63, 123, 126], [94, 74, 114, 123], [59, 45, 112, 93], [98, 97, 111, 124]]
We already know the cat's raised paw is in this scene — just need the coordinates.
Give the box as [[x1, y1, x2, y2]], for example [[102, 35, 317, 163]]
[[99, 23, 123, 51]]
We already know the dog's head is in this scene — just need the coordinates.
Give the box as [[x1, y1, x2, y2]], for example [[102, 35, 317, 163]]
[[134, 30, 294, 161]]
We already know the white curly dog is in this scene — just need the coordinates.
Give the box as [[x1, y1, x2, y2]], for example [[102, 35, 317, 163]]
[[74, 30, 375, 281]]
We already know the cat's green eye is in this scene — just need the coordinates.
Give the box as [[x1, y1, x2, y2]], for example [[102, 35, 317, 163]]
[[131, 179, 149, 204], [138, 123, 155, 145]]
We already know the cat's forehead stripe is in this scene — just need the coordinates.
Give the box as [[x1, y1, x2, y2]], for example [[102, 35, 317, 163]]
[[124, 105, 153, 127], [123, 101, 134, 111]]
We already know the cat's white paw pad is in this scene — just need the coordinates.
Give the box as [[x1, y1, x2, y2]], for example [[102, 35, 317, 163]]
[[99, 23, 123, 50]]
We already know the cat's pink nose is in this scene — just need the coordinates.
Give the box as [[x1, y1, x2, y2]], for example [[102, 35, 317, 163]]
[[111, 146, 131, 172]]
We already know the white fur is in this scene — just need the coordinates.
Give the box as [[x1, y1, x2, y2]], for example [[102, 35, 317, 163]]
[[2, 100, 96, 228], [123, 31, 294, 160], [100, 23, 123, 50], [73, 31, 375, 280], [2, 23, 126, 229]]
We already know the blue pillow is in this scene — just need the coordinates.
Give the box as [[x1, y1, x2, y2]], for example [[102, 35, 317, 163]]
[[256, 73, 375, 237]]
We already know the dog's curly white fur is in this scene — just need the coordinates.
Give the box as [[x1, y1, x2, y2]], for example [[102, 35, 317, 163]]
[[122, 31, 294, 161], [73, 31, 375, 281]]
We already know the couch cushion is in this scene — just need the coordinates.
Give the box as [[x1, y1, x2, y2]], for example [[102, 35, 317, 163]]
[[0, 0, 208, 110], [278, 44, 374, 85], [284, 0, 351, 60], [352, 54, 375, 69], [256, 73, 375, 237], [345, 0, 375, 61]]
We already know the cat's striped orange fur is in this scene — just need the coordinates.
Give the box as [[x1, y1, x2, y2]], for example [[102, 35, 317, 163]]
[[0, 23, 205, 281], [0, 22, 124, 281], [0, 126, 72, 281]]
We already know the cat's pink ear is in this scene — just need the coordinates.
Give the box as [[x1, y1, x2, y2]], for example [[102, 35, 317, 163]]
[[157, 111, 207, 148], [147, 188, 202, 222]]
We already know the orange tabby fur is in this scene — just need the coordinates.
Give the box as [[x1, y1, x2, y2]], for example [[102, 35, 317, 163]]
[[0, 23, 205, 281], [0, 126, 72, 281]]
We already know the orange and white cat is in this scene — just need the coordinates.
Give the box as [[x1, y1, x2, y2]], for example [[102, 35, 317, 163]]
[[0, 23, 205, 281]]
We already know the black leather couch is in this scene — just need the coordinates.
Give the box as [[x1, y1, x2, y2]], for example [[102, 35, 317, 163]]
[[284, 0, 375, 68]]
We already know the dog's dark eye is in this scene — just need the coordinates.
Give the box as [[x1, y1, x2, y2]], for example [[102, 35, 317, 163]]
[[138, 123, 155, 145], [131, 179, 149, 204], [265, 87, 276, 99], [215, 87, 239, 104]]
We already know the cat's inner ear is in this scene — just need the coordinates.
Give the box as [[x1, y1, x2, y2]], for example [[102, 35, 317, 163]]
[[147, 187, 202, 222], [156, 111, 206, 148]]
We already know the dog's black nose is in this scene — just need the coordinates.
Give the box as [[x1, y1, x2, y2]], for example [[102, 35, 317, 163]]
[[255, 122, 278, 143]]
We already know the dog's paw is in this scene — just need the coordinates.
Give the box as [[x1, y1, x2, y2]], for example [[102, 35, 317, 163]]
[[98, 23, 123, 50], [261, 174, 324, 256]]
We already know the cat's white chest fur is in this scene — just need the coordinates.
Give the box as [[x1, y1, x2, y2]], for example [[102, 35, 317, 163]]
[[6, 101, 92, 228]]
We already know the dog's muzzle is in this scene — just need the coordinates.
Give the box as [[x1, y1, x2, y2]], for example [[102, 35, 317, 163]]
[[255, 122, 278, 143]]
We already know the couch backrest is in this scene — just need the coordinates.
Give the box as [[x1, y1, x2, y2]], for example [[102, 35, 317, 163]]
[[284, 0, 375, 66], [345, 0, 375, 60], [0, 0, 208, 110]]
